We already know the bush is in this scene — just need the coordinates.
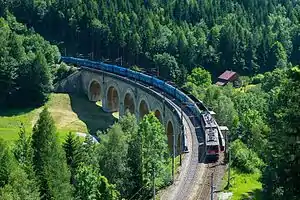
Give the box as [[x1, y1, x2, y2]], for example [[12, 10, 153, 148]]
[[53, 63, 77, 83], [251, 74, 265, 84], [231, 139, 265, 173]]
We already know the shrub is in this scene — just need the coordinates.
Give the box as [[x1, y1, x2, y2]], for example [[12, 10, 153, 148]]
[[251, 74, 265, 84], [231, 139, 265, 173]]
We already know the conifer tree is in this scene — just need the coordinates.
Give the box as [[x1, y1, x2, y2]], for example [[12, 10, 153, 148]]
[[13, 125, 34, 177], [0, 139, 13, 188], [31, 107, 72, 200], [63, 132, 84, 185]]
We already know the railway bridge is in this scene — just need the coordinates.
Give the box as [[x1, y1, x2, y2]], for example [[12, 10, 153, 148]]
[[55, 67, 183, 152], [54, 58, 223, 200]]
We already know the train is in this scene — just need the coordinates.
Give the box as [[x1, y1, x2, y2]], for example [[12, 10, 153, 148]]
[[200, 112, 225, 160], [60, 56, 225, 160]]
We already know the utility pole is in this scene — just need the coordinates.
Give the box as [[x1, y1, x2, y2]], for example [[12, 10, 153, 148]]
[[228, 147, 231, 187], [227, 130, 231, 188], [222, 126, 230, 189], [152, 166, 156, 200], [180, 104, 183, 166], [172, 126, 175, 182], [211, 173, 214, 200]]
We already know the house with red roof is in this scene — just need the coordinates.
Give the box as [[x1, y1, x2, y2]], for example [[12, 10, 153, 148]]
[[216, 70, 239, 86]]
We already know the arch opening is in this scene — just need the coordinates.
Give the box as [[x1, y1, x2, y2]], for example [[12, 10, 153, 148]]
[[167, 121, 174, 153], [89, 81, 101, 101], [139, 100, 149, 119], [107, 86, 119, 112], [154, 110, 162, 123], [124, 93, 135, 114]]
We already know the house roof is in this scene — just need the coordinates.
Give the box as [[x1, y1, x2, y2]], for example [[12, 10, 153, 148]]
[[218, 70, 237, 81]]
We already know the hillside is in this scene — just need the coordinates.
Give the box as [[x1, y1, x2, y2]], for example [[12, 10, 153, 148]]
[[0, 93, 117, 142], [2, 0, 300, 83]]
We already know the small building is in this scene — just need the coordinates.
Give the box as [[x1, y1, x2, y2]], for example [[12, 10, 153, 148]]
[[216, 70, 239, 86]]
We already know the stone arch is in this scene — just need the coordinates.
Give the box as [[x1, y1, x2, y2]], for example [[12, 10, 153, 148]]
[[154, 109, 163, 123], [88, 80, 101, 102], [124, 91, 135, 114], [166, 121, 174, 153], [106, 85, 120, 112], [139, 100, 149, 119]]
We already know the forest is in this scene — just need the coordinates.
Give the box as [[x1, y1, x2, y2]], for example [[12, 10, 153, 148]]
[[0, 0, 299, 199]]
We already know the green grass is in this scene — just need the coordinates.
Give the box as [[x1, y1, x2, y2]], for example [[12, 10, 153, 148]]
[[222, 168, 263, 200], [0, 93, 117, 143], [175, 155, 181, 172]]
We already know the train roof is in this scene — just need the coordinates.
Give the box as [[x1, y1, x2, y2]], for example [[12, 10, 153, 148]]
[[201, 113, 218, 128]]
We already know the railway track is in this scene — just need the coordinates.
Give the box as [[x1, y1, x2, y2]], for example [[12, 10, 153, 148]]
[[159, 98, 201, 200], [160, 93, 226, 200], [196, 153, 225, 200]]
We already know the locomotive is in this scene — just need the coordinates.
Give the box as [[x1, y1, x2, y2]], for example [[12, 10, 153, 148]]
[[200, 112, 225, 160], [60, 56, 225, 160]]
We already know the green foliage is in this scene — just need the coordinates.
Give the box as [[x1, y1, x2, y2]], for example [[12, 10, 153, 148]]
[[82, 135, 98, 167], [31, 107, 72, 200], [186, 67, 212, 88], [261, 68, 288, 91], [0, 139, 13, 188], [231, 139, 265, 174], [223, 168, 262, 200], [153, 53, 181, 84], [119, 112, 138, 137], [98, 124, 129, 195], [262, 66, 300, 199], [184, 67, 212, 99], [251, 74, 265, 84], [130, 65, 142, 72], [139, 112, 171, 188], [1, 0, 300, 198], [237, 110, 270, 156], [203, 85, 239, 130], [53, 63, 77, 84], [12, 126, 36, 181], [268, 41, 288, 69], [63, 132, 84, 185], [74, 165, 120, 200], [0, 167, 40, 200], [121, 113, 143, 198], [0, 14, 59, 108], [13, 126, 32, 167]]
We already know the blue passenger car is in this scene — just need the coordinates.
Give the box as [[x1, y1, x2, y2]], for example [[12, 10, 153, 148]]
[[164, 84, 176, 97], [175, 90, 189, 103], [113, 65, 127, 76], [127, 70, 140, 80], [152, 77, 165, 89], [139, 73, 152, 85]]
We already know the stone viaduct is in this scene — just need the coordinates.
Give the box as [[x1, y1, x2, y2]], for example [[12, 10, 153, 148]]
[[55, 67, 183, 152]]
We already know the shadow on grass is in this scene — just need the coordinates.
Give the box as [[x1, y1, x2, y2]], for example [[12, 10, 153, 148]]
[[0, 107, 36, 117], [69, 94, 117, 134], [241, 188, 263, 200]]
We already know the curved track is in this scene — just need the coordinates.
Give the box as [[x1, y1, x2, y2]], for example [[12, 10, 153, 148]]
[[158, 97, 208, 200], [59, 63, 225, 200]]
